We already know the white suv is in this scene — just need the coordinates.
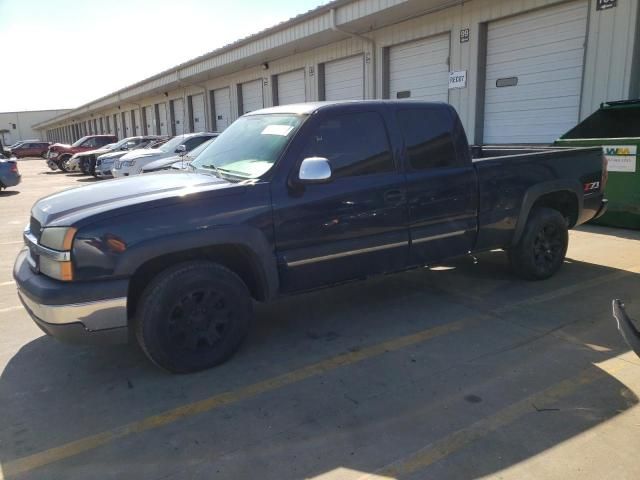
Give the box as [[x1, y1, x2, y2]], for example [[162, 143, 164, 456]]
[[111, 132, 216, 177]]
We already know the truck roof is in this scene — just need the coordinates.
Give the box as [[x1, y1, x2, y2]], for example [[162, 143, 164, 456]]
[[249, 100, 451, 116]]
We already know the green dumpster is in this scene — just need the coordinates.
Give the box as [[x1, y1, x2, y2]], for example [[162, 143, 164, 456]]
[[555, 100, 640, 229]]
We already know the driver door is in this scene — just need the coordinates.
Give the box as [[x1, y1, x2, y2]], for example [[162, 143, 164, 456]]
[[272, 109, 409, 293]]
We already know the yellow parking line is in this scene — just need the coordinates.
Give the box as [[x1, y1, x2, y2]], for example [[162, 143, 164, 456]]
[[495, 266, 640, 315], [0, 281, 15, 287], [0, 317, 477, 478], [361, 358, 630, 479]]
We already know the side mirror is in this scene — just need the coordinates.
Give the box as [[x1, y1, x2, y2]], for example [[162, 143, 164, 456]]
[[176, 144, 187, 155], [298, 157, 332, 184]]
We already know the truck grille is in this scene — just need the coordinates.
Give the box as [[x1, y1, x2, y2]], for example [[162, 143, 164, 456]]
[[30, 217, 42, 241]]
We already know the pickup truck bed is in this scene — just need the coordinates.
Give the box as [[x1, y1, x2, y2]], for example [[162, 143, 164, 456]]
[[14, 100, 607, 373], [471, 145, 605, 251]]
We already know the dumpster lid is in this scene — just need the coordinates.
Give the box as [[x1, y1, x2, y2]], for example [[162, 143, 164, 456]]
[[559, 99, 640, 140], [601, 99, 640, 109]]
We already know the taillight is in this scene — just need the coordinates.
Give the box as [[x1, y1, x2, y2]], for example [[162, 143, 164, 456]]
[[9, 163, 18, 173]]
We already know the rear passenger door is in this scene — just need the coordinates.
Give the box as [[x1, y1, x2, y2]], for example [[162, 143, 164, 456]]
[[272, 110, 409, 293], [397, 107, 478, 265]]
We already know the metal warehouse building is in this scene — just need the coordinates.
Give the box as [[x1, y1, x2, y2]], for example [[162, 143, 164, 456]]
[[35, 0, 639, 145], [0, 109, 70, 145]]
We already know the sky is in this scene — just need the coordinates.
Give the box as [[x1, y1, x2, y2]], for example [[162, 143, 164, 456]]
[[0, 0, 328, 112]]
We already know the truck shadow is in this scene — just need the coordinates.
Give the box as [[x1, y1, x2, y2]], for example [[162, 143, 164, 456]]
[[0, 253, 638, 479]]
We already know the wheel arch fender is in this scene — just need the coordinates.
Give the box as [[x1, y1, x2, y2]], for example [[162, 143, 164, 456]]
[[115, 225, 279, 301], [512, 179, 583, 246]]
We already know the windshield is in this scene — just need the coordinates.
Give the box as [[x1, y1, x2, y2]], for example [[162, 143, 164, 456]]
[[110, 138, 136, 149], [191, 114, 303, 178], [185, 138, 215, 159], [158, 135, 191, 153], [71, 136, 89, 147]]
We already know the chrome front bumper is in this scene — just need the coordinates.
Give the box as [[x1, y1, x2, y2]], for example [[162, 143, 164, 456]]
[[13, 249, 129, 344], [17, 289, 127, 330]]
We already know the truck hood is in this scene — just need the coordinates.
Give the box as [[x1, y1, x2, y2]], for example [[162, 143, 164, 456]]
[[49, 143, 72, 151], [74, 147, 112, 158], [120, 148, 170, 161], [98, 150, 130, 160], [31, 171, 241, 227], [141, 154, 181, 172]]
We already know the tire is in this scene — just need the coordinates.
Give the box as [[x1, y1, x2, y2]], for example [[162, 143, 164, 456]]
[[509, 207, 568, 281], [134, 261, 253, 373], [58, 156, 71, 172]]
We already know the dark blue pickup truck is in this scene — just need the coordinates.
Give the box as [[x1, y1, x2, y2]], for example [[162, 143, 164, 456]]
[[14, 101, 608, 373]]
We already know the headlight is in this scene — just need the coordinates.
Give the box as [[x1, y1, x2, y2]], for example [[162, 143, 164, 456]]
[[39, 256, 73, 281], [122, 160, 136, 167], [49, 152, 59, 158], [40, 227, 77, 251], [37, 227, 76, 281]]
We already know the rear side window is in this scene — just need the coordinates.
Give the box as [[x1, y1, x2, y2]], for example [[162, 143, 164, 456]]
[[397, 109, 457, 170], [96, 137, 113, 147], [301, 112, 394, 178]]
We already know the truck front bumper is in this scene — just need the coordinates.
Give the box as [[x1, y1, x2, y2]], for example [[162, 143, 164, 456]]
[[13, 249, 129, 345]]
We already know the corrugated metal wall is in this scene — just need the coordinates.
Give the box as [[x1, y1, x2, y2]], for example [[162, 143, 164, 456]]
[[39, 0, 639, 143]]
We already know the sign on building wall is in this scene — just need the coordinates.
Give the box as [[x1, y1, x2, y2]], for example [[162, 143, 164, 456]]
[[448, 70, 467, 89], [460, 28, 470, 43], [596, 0, 617, 10], [603, 145, 637, 172]]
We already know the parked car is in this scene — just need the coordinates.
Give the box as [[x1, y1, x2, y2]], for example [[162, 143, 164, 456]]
[[65, 143, 116, 173], [46, 135, 117, 171], [0, 158, 21, 190], [14, 101, 608, 373], [8, 139, 38, 150], [141, 136, 217, 173], [95, 138, 169, 178], [111, 132, 216, 177], [9, 141, 51, 158], [68, 136, 166, 175]]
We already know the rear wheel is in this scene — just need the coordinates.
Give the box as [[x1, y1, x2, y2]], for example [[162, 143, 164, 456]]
[[134, 261, 252, 373], [508, 207, 568, 280]]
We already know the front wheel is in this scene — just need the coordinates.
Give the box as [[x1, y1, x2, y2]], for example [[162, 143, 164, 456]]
[[58, 156, 71, 172], [508, 207, 568, 280], [135, 261, 252, 373]]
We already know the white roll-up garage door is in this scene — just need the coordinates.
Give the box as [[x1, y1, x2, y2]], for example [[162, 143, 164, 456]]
[[212, 88, 231, 131], [483, 1, 588, 144], [324, 55, 364, 101], [241, 80, 264, 115], [133, 109, 141, 135], [172, 98, 185, 135], [122, 113, 130, 137], [389, 34, 450, 102], [276, 69, 306, 105], [191, 93, 206, 132], [158, 103, 168, 136], [144, 107, 154, 135]]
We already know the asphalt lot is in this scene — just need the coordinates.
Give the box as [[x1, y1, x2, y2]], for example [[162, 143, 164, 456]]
[[1, 158, 640, 479]]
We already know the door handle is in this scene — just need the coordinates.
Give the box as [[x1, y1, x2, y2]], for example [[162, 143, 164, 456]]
[[384, 190, 405, 205]]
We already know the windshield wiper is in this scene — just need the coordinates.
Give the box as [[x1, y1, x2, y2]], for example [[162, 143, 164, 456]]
[[200, 164, 223, 177]]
